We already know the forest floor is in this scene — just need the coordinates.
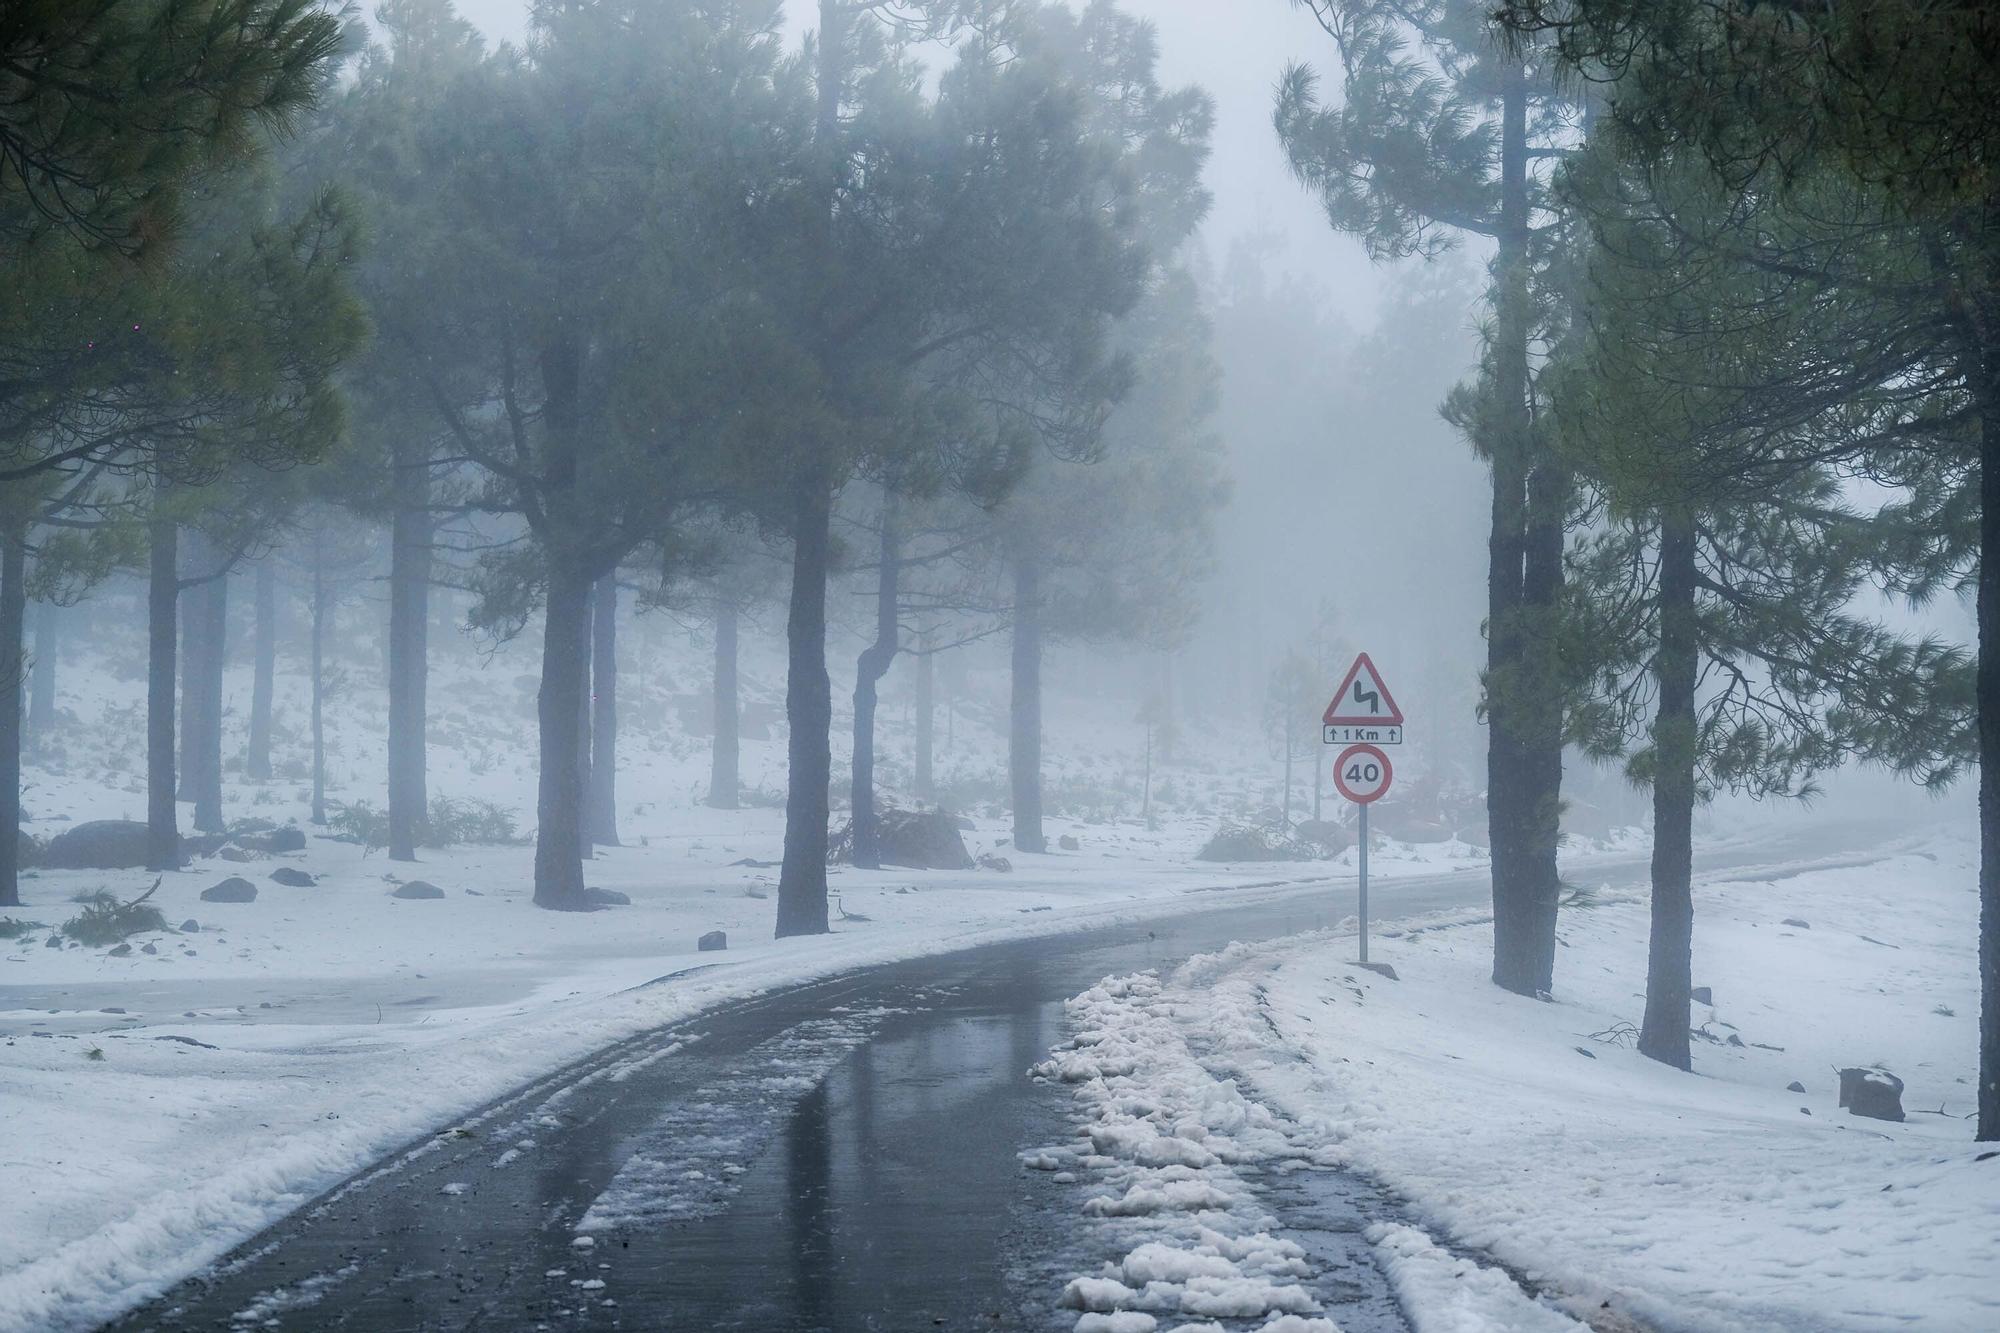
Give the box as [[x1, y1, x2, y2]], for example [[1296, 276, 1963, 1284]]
[[1041, 834, 1995, 1333], [0, 801, 1492, 1333]]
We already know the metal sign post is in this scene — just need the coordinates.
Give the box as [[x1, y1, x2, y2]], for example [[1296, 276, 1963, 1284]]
[[1358, 802, 1370, 964], [1332, 732, 1395, 971]]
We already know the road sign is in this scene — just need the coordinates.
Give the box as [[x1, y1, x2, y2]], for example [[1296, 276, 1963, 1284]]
[[1324, 722, 1402, 746], [1332, 742, 1393, 805], [1328, 644, 1408, 720]]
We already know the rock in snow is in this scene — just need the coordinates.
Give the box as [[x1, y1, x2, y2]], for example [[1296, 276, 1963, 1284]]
[[41, 820, 151, 870], [390, 881, 446, 900], [698, 930, 727, 952], [269, 868, 317, 888], [235, 826, 306, 854], [828, 807, 974, 870], [199, 878, 257, 904], [1837, 1066, 1905, 1122]]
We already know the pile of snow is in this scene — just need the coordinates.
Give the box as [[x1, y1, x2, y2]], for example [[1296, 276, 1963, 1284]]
[[1030, 964, 1582, 1332], [1148, 837, 1997, 1332]]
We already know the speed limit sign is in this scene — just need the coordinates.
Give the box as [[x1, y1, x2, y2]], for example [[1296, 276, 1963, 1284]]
[[1332, 743, 1393, 805]]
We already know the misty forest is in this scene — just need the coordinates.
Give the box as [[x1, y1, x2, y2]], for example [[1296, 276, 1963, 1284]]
[[1, 2, 1996, 1331]]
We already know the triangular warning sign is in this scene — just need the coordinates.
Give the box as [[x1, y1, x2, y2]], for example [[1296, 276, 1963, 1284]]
[[1324, 653, 1404, 727]]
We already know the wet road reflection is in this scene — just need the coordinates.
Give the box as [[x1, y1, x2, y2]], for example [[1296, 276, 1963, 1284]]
[[101, 824, 1899, 1332]]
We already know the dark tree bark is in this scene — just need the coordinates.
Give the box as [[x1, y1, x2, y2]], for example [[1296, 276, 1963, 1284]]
[[575, 579, 593, 848], [775, 0, 845, 938], [0, 515, 27, 908], [588, 572, 620, 847], [1979, 345, 1999, 1141], [1010, 553, 1046, 854], [146, 501, 180, 871], [1486, 58, 1562, 998], [309, 529, 328, 826], [176, 529, 208, 803], [913, 629, 934, 804], [28, 598, 55, 744], [191, 567, 226, 834], [849, 498, 899, 870], [247, 558, 274, 782], [387, 436, 433, 861], [533, 563, 593, 910], [776, 472, 833, 938], [1639, 512, 1698, 1072], [708, 594, 740, 809]]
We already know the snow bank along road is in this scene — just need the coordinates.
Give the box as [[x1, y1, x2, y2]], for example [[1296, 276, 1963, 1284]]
[[78, 821, 1914, 1332]]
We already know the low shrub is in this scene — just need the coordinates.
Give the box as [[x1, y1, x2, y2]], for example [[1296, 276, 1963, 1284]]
[[61, 880, 167, 946]]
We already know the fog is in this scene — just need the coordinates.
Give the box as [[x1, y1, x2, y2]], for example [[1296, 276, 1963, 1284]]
[[2, 3, 1991, 1329]]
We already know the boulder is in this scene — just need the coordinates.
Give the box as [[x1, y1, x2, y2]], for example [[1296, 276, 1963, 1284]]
[[698, 930, 727, 952], [199, 878, 257, 904], [1058, 834, 1081, 851], [107, 943, 131, 957], [1787, 1081, 1807, 1094], [218, 847, 258, 863], [828, 808, 973, 870], [179, 919, 200, 933], [1195, 824, 1317, 863], [269, 868, 317, 888], [17, 830, 42, 870], [1690, 986, 1713, 1006], [583, 887, 630, 907], [390, 880, 446, 900], [42, 820, 151, 870], [1782, 918, 1811, 930], [1837, 1067, 1905, 1122], [235, 827, 305, 854]]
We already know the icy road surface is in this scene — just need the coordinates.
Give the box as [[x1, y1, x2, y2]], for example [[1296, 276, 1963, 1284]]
[[97, 822, 1903, 1333]]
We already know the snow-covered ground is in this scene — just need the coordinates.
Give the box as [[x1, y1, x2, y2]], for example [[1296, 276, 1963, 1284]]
[[1039, 836, 1995, 1333], [0, 599, 1494, 1333]]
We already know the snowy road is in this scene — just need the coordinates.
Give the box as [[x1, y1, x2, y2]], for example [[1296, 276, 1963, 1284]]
[[96, 823, 1906, 1333]]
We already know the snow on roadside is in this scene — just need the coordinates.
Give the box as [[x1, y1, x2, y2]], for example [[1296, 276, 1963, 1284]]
[[1031, 970, 1340, 1333], [1155, 837, 1997, 1333], [0, 838, 1366, 1333], [1030, 960, 1588, 1333]]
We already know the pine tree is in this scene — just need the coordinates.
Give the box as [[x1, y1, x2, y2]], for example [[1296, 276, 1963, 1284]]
[[1502, 0, 2000, 1138]]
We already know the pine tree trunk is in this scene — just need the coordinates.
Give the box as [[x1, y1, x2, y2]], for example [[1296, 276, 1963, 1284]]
[[177, 530, 207, 803], [310, 532, 327, 826], [534, 564, 593, 909], [1640, 512, 1698, 1072], [1282, 738, 1294, 828], [708, 596, 740, 809], [192, 569, 226, 834], [1142, 723, 1152, 824], [247, 559, 274, 782], [1010, 553, 1047, 854], [1486, 57, 1549, 998], [1978, 341, 2000, 1140], [777, 473, 833, 937], [850, 498, 899, 870], [575, 579, 593, 851], [146, 499, 180, 871], [1520, 462, 1568, 986], [387, 437, 432, 861], [914, 630, 935, 803], [588, 572, 620, 847], [0, 515, 27, 908], [28, 598, 55, 744]]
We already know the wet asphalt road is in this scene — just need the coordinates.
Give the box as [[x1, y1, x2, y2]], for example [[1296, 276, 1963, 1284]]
[[100, 824, 1904, 1333]]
